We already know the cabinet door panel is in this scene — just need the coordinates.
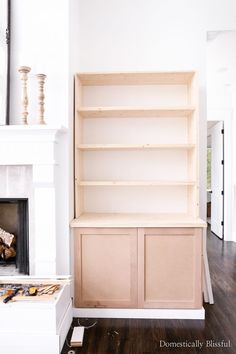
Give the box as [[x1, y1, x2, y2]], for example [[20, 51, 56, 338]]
[[138, 228, 202, 309], [74, 228, 137, 308]]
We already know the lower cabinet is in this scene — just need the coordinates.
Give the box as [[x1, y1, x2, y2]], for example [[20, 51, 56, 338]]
[[74, 227, 202, 309], [138, 228, 202, 309], [74, 228, 138, 308]]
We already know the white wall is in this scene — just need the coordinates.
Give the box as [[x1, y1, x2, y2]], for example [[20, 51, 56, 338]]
[[207, 31, 236, 240], [0, 0, 8, 125], [10, 0, 70, 127], [232, 87, 236, 242], [8, 0, 236, 273], [207, 31, 236, 110]]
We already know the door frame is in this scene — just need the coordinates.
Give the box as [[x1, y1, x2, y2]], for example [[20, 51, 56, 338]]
[[207, 110, 233, 241], [208, 121, 224, 239]]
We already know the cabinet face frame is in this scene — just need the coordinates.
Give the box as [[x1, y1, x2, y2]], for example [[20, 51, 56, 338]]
[[74, 227, 203, 310], [187, 73, 199, 217], [74, 227, 138, 308], [74, 76, 83, 217], [137, 227, 202, 309]]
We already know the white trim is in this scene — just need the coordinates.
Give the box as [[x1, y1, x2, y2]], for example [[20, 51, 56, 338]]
[[58, 301, 73, 352], [0, 300, 72, 354], [0, 125, 67, 142], [0, 124, 67, 132], [0, 127, 67, 274], [73, 307, 205, 320]]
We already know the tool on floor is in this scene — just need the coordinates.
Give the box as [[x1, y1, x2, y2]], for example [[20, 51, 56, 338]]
[[38, 284, 60, 295], [47, 285, 60, 295], [3, 287, 22, 303], [0, 283, 60, 303], [26, 287, 38, 296]]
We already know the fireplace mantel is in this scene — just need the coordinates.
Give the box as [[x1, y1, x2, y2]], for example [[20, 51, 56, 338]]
[[0, 125, 67, 165], [0, 125, 68, 275]]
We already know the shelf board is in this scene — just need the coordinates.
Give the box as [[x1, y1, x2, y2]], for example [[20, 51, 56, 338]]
[[70, 213, 207, 228], [78, 181, 196, 186], [77, 106, 195, 118], [77, 144, 195, 151], [76, 72, 195, 86]]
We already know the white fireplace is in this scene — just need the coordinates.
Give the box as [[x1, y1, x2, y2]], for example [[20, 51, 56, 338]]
[[0, 125, 68, 275]]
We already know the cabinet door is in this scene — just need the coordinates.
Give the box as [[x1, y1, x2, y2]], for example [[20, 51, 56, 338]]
[[138, 228, 202, 309], [74, 228, 138, 308]]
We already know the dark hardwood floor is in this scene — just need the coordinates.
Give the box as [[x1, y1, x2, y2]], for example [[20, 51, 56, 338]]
[[62, 229, 236, 353]]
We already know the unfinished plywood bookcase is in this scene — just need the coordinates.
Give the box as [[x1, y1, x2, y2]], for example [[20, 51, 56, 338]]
[[71, 72, 207, 318]]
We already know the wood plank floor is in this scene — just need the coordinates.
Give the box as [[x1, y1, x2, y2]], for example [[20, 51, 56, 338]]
[[62, 229, 236, 353]]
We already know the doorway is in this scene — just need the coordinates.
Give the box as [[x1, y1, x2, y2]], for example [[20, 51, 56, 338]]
[[207, 121, 224, 239]]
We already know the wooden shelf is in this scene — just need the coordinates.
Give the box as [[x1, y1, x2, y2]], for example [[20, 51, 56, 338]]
[[77, 72, 195, 86], [77, 144, 195, 151], [77, 181, 196, 186], [74, 71, 199, 218], [70, 213, 207, 228], [78, 106, 195, 118]]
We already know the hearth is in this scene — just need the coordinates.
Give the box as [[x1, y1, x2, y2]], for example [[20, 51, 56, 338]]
[[0, 198, 29, 274]]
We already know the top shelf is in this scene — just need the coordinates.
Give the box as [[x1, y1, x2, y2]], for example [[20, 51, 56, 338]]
[[76, 71, 195, 86]]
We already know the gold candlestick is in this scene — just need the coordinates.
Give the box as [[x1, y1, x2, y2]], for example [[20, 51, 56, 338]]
[[36, 73, 47, 125], [18, 66, 31, 125]]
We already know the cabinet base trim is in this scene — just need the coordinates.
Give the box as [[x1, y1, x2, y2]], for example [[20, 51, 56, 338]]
[[73, 307, 205, 320]]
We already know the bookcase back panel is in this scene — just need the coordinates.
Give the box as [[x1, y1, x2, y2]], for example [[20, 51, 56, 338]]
[[82, 186, 188, 214], [82, 85, 188, 106], [82, 150, 188, 181], [82, 117, 188, 144]]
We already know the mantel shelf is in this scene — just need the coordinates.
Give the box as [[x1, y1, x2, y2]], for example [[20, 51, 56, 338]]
[[77, 106, 195, 118], [70, 213, 207, 228], [77, 144, 195, 151], [77, 180, 196, 186], [0, 125, 67, 132]]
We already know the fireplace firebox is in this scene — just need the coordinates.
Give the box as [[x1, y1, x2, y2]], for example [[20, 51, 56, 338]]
[[0, 198, 29, 274]]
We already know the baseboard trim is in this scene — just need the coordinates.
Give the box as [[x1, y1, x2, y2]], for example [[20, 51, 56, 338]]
[[73, 307, 205, 320]]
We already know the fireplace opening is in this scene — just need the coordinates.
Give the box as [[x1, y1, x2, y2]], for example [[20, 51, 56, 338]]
[[0, 198, 29, 275]]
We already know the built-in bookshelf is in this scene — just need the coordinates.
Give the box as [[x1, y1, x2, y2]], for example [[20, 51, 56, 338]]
[[73, 71, 200, 226], [72, 72, 206, 311]]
